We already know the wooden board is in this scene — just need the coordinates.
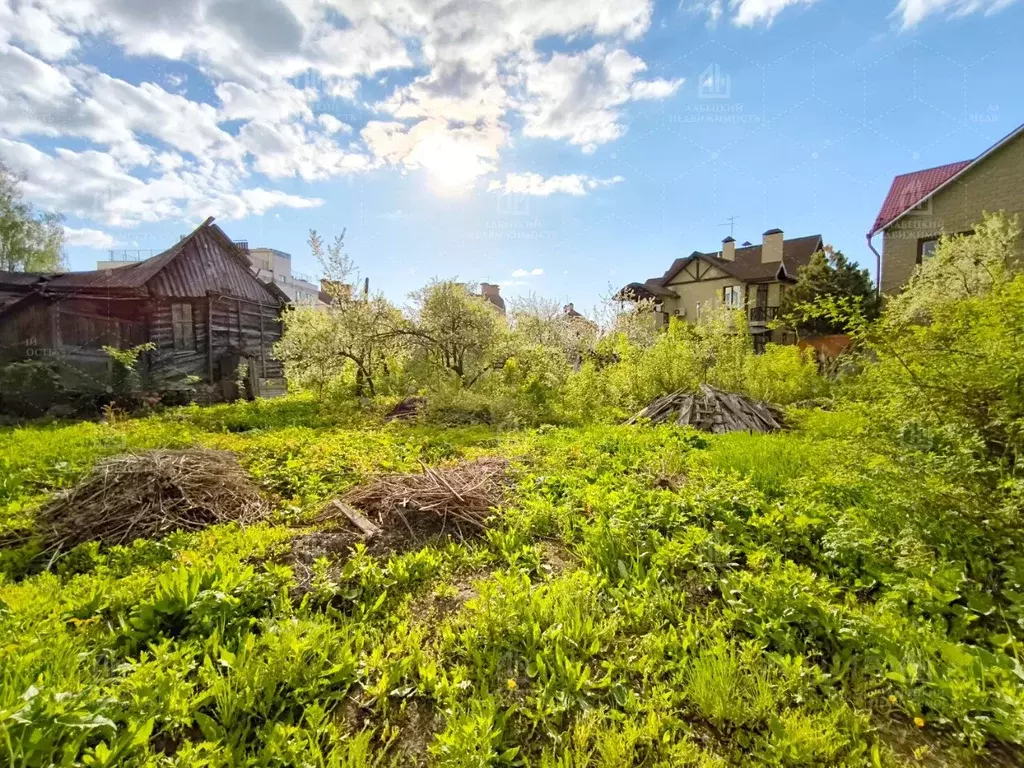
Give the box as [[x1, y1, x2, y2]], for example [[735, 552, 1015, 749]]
[[626, 384, 784, 433]]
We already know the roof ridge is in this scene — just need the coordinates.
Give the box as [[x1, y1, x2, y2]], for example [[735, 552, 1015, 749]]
[[892, 159, 971, 179], [870, 121, 1024, 236]]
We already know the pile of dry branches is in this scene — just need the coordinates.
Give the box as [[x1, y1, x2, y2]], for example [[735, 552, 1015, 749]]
[[326, 458, 508, 541], [37, 449, 269, 551], [385, 396, 425, 422]]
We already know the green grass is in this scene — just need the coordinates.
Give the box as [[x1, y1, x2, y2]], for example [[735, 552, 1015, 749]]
[[0, 398, 1021, 766]]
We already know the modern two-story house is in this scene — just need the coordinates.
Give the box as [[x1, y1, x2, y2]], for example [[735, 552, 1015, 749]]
[[619, 228, 824, 349], [869, 121, 1024, 294]]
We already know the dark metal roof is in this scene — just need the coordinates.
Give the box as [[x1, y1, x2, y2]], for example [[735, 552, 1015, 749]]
[[619, 233, 823, 299], [666, 234, 822, 283], [0, 272, 51, 287], [617, 280, 679, 301], [11, 218, 281, 306]]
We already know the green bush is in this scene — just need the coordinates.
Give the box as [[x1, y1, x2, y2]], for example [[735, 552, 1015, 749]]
[[0, 359, 63, 416]]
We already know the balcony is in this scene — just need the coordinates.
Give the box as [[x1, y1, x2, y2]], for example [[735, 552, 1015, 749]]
[[747, 306, 779, 324]]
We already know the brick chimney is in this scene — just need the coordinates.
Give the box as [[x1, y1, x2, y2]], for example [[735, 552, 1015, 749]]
[[721, 236, 735, 261], [761, 228, 784, 264], [480, 282, 506, 314]]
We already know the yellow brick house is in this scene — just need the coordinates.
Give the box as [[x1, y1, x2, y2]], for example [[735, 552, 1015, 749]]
[[869, 122, 1024, 294], [619, 229, 824, 350]]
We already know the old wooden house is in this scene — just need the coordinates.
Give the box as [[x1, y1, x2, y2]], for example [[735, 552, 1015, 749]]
[[0, 217, 288, 402]]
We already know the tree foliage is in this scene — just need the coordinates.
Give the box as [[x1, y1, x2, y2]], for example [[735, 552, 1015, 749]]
[[0, 162, 65, 273], [884, 211, 1022, 326], [274, 230, 403, 399], [407, 280, 504, 385], [779, 246, 878, 336]]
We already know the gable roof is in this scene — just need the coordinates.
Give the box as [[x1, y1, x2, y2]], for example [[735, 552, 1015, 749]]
[[0, 218, 286, 310], [660, 234, 824, 285], [868, 160, 971, 236], [869, 121, 1024, 236], [618, 233, 823, 301]]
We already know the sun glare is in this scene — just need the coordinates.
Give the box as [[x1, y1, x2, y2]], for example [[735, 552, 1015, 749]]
[[416, 132, 490, 196]]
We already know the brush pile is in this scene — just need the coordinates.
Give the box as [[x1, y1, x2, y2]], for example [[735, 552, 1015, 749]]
[[37, 449, 269, 551], [626, 384, 784, 434], [323, 458, 508, 542], [385, 396, 425, 422]]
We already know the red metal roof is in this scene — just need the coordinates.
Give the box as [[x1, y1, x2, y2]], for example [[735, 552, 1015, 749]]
[[868, 160, 970, 236], [869, 121, 1024, 236]]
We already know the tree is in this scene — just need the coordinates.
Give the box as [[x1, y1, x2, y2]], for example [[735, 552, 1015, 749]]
[[806, 215, 1024, 467], [507, 294, 598, 370], [884, 212, 1022, 326], [274, 230, 404, 399], [779, 246, 879, 336], [407, 280, 504, 385], [0, 163, 65, 272]]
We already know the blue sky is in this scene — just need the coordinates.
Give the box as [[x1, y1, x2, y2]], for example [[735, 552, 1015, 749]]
[[2, 0, 1022, 312]]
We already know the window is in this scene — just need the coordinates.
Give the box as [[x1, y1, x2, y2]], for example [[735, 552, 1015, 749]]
[[723, 285, 742, 309], [917, 237, 939, 261], [171, 303, 196, 350], [917, 230, 974, 263]]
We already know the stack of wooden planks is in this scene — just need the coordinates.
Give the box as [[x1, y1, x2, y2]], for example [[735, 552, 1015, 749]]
[[625, 384, 784, 434]]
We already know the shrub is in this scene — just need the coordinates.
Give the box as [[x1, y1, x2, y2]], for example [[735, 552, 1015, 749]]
[[741, 343, 825, 405], [0, 359, 63, 416]]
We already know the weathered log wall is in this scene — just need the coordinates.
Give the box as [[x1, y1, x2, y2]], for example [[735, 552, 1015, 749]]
[[148, 296, 284, 389]]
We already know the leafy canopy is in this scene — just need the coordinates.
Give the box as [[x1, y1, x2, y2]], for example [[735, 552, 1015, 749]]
[[779, 246, 878, 335], [0, 162, 65, 273], [274, 230, 404, 398]]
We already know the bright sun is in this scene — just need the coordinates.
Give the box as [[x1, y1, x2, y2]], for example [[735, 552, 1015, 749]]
[[416, 132, 489, 196]]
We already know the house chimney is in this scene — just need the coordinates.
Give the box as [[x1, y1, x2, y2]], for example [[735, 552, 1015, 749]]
[[761, 228, 784, 264], [721, 236, 736, 261], [480, 282, 506, 314]]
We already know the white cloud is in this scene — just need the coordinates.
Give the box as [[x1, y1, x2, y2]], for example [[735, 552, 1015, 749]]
[[238, 187, 324, 214], [690, 1, 725, 25], [363, 119, 506, 193], [731, 0, 820, 25], [317, 114, 350, 135], [216, 81, 314, 122], [64, 226, 115, 248], [0, 138, 323, 226], [378, 62, 510, 124], [0, 46, 241, 165], [893, 0, 1020, 27], [511, 267, 545, 277], [687, 0, 820, 26], [518, 45, 681, 153], [488, 172, 624, 196], [0, 1, 78, 60], [239, 120, 370, 180], [1, 0, 668, 227]]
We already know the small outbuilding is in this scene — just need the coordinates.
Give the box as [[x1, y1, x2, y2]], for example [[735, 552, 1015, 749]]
[[0, 217, 288, 403]]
